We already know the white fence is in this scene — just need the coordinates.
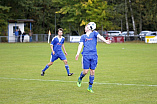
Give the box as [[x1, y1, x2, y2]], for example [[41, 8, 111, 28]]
[[0, 34, 70, 42], [0, 34, 144, 43]]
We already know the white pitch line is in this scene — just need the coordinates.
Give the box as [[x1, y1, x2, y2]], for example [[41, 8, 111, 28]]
[[0, 77, 157, 87]]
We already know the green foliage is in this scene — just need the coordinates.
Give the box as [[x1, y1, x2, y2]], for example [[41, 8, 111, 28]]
[[0, 5, 11, 35], [0, 0, 157, 35], [81, 0, 115, 29], [55, 0, 116, 34]]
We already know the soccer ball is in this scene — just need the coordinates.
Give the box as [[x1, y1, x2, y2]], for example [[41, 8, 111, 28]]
[[87, 22, 96, 30]]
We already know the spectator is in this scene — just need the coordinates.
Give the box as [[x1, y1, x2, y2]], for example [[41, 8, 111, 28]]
[[104, 29, 108, 37], [22, 31, 26, 42], [18, 28, 22, 42], [29, 30, 33, 42], [15, 29, 19, 42]]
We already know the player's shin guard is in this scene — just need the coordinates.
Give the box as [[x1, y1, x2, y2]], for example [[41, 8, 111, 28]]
[[65, 65, 70, 75], [79, 71, 85, 80], [42, 64, 49, 72], [89, 75, 94, 88]]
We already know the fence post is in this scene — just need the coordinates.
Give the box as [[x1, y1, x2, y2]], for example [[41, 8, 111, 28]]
[[36, 34, 38, 42]]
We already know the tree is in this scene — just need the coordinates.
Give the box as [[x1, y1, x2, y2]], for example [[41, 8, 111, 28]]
[[125, 0, 129, 36], [129, 0, 137, 35], [56, 0, 115, 35], [0, 5, 11, 36], [55, 0, 86, 35], [81, 0, 114, 29], [0, 0, 156, 37]]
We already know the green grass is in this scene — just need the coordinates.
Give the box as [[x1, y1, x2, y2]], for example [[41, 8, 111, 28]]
[[0, 42, 157, 104]]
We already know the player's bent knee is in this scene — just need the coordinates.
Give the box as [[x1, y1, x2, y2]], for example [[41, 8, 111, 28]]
[[63, 60, 68, 64], [83, 70, 89, 75], [48, 62, 53, 66], [90, 69, 95, 75], [83, 72, 87, 75]]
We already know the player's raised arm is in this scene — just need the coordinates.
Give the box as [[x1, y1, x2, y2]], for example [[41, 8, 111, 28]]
[[62, 44, 67, 56], [75, 42, 83, 60], [97, 34, 111, 44]]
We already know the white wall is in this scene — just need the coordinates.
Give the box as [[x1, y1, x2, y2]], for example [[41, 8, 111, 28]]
[[8, 23, 24, 42]]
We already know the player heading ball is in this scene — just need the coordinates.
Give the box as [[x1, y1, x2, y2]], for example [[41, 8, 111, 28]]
[[75, 22, 111, 93]]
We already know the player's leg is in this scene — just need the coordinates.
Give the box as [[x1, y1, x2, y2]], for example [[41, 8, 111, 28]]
[[62, 60, 73, 76], [77, 55, 90, 87], [87, 55, 97, 93], [87, 69, 95, 93], [79, 69, 89, 80], [41, 62, 53, 76], [41, 54, 57, 76], [59, 52, 73, 76], [77, 69, 89, 87]]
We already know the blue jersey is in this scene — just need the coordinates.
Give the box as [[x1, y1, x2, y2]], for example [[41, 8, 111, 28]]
[[80, 31, 99, 55], [15, 31, 19, 36], [50, 36, 64, 54]]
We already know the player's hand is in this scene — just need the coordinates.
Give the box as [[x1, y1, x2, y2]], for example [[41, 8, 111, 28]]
[[106, 40, 111, 44], [52, 51, 55, 55], [75, 55, 79, 60], [65, 52, 67, 56]]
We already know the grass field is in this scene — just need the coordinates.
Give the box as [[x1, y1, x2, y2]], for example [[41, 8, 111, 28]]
[[0, 42, 157, 104]]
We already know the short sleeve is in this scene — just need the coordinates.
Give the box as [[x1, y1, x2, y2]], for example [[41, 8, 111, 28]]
[[50, 37, 55, 45], [94, 31, 99, 37], [80, 35, 84, 43], [62, 37, 65, 44]]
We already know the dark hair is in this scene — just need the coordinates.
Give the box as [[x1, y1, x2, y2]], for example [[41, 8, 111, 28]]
[[58, 28, 63, 32]]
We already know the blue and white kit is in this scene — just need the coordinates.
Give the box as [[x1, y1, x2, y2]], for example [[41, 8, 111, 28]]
[[50, 36, 66, 62], [80, 31, 99, 70]]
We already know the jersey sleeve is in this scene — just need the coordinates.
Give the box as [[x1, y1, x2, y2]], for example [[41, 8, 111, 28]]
[[80, 35, 84, 43], [94, 31, 100, 37], [62, 37, 65, 44], [50, 37, 55, 45]]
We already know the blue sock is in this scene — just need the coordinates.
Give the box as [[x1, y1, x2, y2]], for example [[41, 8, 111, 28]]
[[89, 75, 94, 88], [79, 71, 85, 80], [42, 64, 49, 72], [65, 65, 70, 75]]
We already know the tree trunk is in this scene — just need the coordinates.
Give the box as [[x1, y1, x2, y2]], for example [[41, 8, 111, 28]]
[[155, 2, 157, 30], [42, 0, 45, 29], [125, 0, 129, 40], [139, 0, 142, 33], [121, 19, 123, 32], [101, 25, 103, 36], [139, 11, 142, 33], [129, 0, 137, 36]]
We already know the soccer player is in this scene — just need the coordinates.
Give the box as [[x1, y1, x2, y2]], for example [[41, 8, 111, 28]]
[[75, 22, 111, 93], [41, 28, 73, 76]]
